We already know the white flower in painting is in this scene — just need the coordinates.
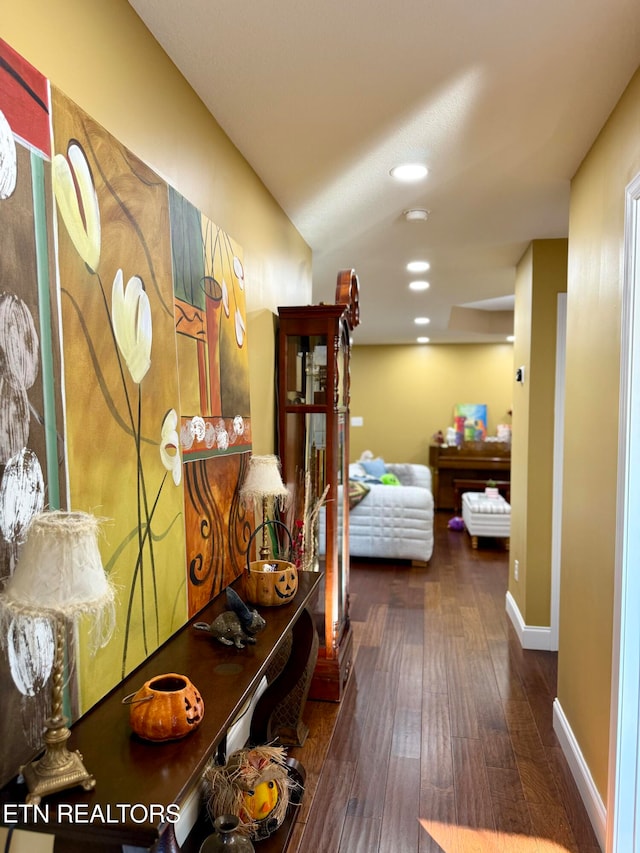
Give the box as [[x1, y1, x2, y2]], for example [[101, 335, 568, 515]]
[[112, 269, 152, 384], [7, 615, 55, 697], [0, 382, 29, 465], [0, 110, 17, 200], [221, 278, 230, 317], [0, 293, 39, 389], [0, 448, 44, 544], [190, 416, 206, 442], [216, 423, 229, 451], [0, 294, 40, 463], [234, 308, 246, 348], [160, 409, 182, 486], [233, 416, 244, 436], [233, 256, 245, 290], [52, 141, 101, 272], [180, 421, 195, 451], [204, 422, 216, 449]]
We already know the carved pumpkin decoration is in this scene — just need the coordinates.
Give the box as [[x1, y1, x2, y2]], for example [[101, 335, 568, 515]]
[[123, 673, 204, 742], [244, 560, 298, 607]]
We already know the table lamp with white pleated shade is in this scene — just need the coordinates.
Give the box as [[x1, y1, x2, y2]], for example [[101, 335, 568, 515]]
[[0, 510, 115, 803], [239, 455, 289, 559]]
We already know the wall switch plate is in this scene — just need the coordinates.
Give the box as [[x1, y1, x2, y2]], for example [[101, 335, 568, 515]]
[[514, 559, 519, 581], [516, 366, 525, 384]]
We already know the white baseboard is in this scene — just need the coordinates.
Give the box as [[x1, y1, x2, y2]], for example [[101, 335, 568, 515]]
[[553, 699, 606, 850], [505, 591, 552, 650]]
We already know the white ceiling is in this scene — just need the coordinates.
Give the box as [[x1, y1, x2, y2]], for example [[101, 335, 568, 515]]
[[129, 0, 640, 344]]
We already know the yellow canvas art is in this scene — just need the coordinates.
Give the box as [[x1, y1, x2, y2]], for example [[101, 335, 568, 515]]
[[51, 88, 187, 706]]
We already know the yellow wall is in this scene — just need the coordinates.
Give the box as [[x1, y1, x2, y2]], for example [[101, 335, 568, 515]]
[[510, 248, 533, 618], [7, 0, 640, 818], [349, 343, 514, 463], [509, 240, 567, 626], [558, 67, 640, 801], [4, 0, 312, 455]]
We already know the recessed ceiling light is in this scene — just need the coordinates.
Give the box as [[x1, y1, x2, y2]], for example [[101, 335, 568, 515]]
[[390, 163, 428, 182], [409, 280, 430, 291], [507, 335, 515, 342], [403, 208, 430, 222], [417, 336, 430, 344], [414, 317, 430, 325], [407, 260, 430, 273]]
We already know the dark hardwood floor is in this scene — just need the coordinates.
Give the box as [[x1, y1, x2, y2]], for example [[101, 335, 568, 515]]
[[285, 513, 602, 853]]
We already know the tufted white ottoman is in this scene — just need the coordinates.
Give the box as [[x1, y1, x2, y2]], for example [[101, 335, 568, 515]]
[[462, 491, 511, 550]]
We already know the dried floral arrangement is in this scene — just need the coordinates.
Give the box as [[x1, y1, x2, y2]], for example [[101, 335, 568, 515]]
[[275, 470, 329, 571], [203, 745, 296, 839]]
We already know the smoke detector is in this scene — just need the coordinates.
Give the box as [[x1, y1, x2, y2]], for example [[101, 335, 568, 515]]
[[403, 208, 430, 222]]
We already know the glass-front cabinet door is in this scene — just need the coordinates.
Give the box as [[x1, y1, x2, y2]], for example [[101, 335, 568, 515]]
[[277, 303, 352, 701]]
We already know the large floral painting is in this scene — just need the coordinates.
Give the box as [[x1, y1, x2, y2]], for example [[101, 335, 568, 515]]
[[170, 188, 253, 614], [50, 89, 187, 692], [0, 38, 253, 785], [171, 186, 252, 458], [0, 38, 62, 789]]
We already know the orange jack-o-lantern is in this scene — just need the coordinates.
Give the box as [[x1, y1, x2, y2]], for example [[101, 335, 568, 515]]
[[123, 673, 204, 742], [244, 560, 298, 607]]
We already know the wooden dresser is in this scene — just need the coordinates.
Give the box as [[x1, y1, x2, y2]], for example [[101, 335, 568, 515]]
[[429, 442, 511, 510]]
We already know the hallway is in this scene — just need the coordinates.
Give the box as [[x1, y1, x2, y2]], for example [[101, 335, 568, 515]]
[[287, 514, 601, 852]]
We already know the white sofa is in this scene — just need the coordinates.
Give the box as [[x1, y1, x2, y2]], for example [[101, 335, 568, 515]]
[[319, 462, 434, 563]]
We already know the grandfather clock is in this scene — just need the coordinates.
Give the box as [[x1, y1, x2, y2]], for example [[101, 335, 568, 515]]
[[277, 270, 359, 700]]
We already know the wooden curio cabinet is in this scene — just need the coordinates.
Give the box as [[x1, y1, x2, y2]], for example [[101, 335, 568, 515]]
[[277, 271, 359, 701]]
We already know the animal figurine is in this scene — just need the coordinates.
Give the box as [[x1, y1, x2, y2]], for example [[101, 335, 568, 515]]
[[193, 587, 266, 649]]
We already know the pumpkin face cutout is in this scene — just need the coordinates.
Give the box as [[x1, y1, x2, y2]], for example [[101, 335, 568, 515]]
[[124, 672, 204, 742], [244, 559, 298, 607], [274, 567, 297, 601], [184, 690, 204, 727]]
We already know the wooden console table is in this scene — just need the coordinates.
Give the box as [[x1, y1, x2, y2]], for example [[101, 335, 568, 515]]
[[0, 571, 322, 852], [429, 442, 511, 510]]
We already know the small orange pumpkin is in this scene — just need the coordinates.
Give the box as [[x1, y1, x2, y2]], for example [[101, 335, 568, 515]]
[[124, 673, 204, 742], [244, 560, 298, 607]]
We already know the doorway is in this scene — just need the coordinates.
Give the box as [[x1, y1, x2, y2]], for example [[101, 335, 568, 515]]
[[550, 292, 567, 652], [607, 171, 640, 851]]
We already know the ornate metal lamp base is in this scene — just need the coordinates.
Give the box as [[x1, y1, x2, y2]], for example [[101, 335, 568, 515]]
[[20, 716, 95, 805]]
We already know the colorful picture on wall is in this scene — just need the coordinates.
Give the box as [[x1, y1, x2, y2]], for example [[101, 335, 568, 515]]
[[184, 453, 253, 616], [50, 87, 187, 692], [170, 186, 252, 460], [0, 37, 254, 785], [454, 403, 488, 440], [0, 37, 63, 789]]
